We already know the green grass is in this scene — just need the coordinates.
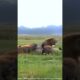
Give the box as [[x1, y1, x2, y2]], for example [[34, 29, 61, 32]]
[[18, 39, 44, 45], [18, 35, 62, 48], [18, 35, 62, 80], [18, 54, 62, 79]]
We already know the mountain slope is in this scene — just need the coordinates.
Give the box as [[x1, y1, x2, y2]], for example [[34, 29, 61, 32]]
[[18, 25, 62, 35]]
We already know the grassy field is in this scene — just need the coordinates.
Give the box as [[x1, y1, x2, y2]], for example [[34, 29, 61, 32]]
[[18, 35, 62, 80]]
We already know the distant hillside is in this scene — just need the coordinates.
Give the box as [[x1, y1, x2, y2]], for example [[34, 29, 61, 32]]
[[18, 25, 62, 35]]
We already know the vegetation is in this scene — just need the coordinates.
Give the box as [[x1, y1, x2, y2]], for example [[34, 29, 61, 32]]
[[18, 35, 62, 80]]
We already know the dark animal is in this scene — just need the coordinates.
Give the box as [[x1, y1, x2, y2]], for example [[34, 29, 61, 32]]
[[63, 33, 80, 61], [63, 58, 77, 80], [42, 45, 53, 54], [0, 50, 17, 80], [63, 33, 80, 80], [31, 43, 37, 51], [41, 38, 57, 54]]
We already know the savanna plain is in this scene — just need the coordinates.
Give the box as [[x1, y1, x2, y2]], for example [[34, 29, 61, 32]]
[[18, 35, 62, 80]]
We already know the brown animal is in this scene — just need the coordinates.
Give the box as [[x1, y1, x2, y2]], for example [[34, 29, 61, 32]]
[[42, 38, 57, 48], [63, 33, 80, 80], [18, 45, 31, 53], [31, 43, 37, 51], [0, 50, 17, 80], [42, 45, 53, 54], [18, 43, 37, 53], [41, 38, 57, 54], [63, 33, 80, 61], [63, 58, 78, 80]]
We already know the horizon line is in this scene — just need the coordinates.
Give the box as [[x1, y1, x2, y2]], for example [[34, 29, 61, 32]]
[[18, 25, 62, 28]]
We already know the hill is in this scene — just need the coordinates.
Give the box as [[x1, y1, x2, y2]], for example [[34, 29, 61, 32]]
[[18, 25, 62, 35]]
